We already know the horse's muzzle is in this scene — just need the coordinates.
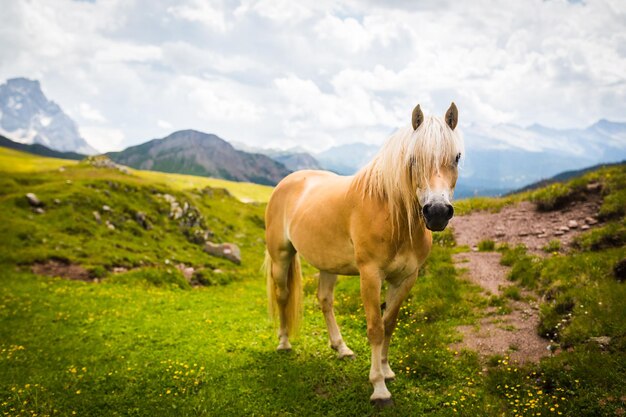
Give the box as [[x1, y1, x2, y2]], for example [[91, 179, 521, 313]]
[[422, 203, 454, 231]]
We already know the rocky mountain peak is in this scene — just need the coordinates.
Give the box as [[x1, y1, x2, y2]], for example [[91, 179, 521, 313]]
[[0, 77, 97, 154], [107, 130, 291, 186]]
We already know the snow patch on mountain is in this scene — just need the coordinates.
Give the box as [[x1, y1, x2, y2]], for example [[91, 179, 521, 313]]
[[0, 78, 98, 154]]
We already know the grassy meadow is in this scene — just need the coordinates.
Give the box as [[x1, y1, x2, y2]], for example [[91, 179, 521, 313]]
[[0, 147, 273, 203], [1, 149, 625, 416]]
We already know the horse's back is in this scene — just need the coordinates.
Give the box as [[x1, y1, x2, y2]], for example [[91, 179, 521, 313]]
[[267, 169, 345, 212], [266, 170, 359, 274]]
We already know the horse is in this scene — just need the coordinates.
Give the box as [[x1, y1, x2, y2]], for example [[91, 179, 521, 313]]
[[264, 102, 463, 406]]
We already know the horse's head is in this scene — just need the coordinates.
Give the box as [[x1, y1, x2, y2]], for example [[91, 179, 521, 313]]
[[352, 102, 463, 235], [412, 103, 462, 232]]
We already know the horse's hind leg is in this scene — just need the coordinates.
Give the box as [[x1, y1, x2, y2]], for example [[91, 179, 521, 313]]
[[268, 246, 299, 351], [318, 271, 354, 359]]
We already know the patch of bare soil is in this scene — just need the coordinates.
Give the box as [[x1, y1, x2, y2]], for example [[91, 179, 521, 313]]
[[453, 252, 547, 363], [449, 197, 604, 363], [450, 196, 602, 254], [454, 301, 547, 363], [454, 252, 506, 295], [31, 260, 91, 281]]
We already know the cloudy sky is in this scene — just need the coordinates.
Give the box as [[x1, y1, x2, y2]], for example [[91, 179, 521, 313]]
[[1, 0, 625, 152]]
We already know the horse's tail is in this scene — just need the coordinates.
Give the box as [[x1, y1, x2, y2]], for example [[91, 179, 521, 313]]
[[265, 250, 303, 336]]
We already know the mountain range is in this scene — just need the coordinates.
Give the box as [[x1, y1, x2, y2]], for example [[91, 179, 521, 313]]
[[2, 76, 625, 194], [456, 120, 626, 197], [106, 130, 290, 186], [237, 122, 626, 197], [0, 78, 96, 154], [0, 134, 85, 161]]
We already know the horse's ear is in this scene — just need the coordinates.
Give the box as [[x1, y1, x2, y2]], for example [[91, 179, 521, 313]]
[[445, 102, 458, 130], [412, 104, 424, 130]]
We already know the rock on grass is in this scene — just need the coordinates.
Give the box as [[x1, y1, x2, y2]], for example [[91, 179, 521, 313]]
[[25, 193, 43, 207], [204, 242, 241, 264]]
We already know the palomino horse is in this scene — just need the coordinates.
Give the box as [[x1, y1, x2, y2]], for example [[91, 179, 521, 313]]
[[264, 103, 463, 406]]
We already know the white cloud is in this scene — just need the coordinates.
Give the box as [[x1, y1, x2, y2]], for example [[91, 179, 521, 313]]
[[171, 75, 262, 123], [79, 126, 125, 153], [168, 0, 231, 33], [315, 15, 372, 53], [157, 119, 172, 129], [93, 43, 162, 63], [274, 75, 400, 131], [160, 41, 255, 74], [235, 0, 315, 23], [78, 103, 106, 123], [0, 0, 624, 154], [314, 14, 404, 53]]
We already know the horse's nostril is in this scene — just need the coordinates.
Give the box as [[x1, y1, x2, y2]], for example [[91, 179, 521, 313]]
[[422, 203, 432, 217], [446, 204, 454, 219]]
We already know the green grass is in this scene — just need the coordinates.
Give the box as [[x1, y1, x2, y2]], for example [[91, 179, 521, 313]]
[[0, 151, 491, 416], [0, 151, 511, 415], [0, 147, 76, 172], [475, 165, 626, 416], [493, 246, 626, 415], [501, 286, 521, 301], [488, 165, 626, 416], [453, 196, 518, 216], [0, 147, 273, 203], [477, 239, 495, 252], [542, 239, 561, 253], [134, 169, 272, 203], [529, 181, 585, 211], [1, 149, 625, 416], [573, 220, 626, 251], [0, 167, 265, 281]]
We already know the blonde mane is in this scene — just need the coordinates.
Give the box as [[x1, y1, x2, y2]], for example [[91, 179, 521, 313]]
[[352, 116, 464, 236]]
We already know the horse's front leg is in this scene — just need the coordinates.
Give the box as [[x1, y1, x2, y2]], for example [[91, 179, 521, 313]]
[[381, 275, 418, 381], [359, 265, 392, 406]]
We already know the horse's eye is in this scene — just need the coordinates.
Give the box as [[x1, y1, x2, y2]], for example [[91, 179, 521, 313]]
[[455, 153, 461, 164]]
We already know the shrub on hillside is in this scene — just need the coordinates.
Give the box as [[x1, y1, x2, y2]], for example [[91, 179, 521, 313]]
[[107, 267, 191, 290], [574, 221, 626, 251]]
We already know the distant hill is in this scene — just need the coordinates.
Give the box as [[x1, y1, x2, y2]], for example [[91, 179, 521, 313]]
[[0, 134, 85, 160], [507, 160, 626, 195], [234, 141, 379, 175], [316, 143, 379, 175], [271, 152, 322, 171], [0, 77, 97, 154], [300, 120, 626, 195], [107, 130, 291, 186], [231, 142, 322, 171], [457, 120, 626, 195], [185, 118, 626, 193]]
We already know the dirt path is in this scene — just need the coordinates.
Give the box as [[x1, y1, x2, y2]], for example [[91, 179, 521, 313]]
[[452, 251, 547, 363], [448, 196, 604, 363]]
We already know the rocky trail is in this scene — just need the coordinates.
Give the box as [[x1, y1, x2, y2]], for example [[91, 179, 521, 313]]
[[448, 195, 604, 363]]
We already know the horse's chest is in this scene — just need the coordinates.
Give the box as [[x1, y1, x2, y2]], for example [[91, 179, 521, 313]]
[[385, 252, 420, 279], [384, 237, 432, 280]]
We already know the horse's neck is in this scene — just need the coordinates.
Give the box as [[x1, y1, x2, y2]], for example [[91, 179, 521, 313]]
[[396, 204, 428, 244], [356, 191, 426, 245]]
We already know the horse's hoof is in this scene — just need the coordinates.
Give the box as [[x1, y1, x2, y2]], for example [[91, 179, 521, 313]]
[[276, 346, 292, 353], [371, 397, 394, 408], [336, 348, 355, 360], [384, 376, 396, 382]]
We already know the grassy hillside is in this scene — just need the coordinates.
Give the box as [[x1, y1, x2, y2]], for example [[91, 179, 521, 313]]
[[0, 146, 76, 173], [0, 150, 624, 416], [460, 163, 626, 415], [0, 147, 272, 203], [134, 169, 272, 203]]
